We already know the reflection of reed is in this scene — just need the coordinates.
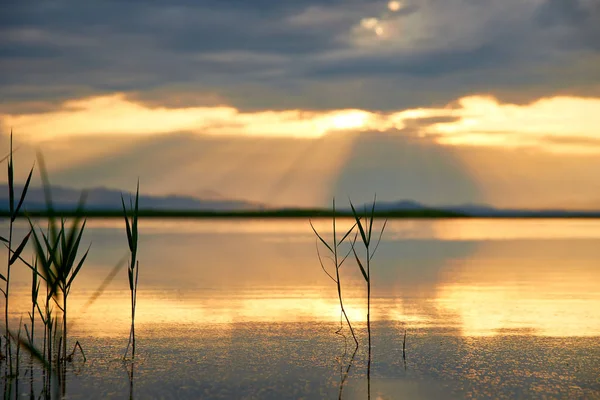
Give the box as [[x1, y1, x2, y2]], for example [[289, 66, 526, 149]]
[[29, 354, 34, 400], [403, 329, 407, 371], [338, 345, 357, 400], [125, 361, 135, 400], [312, 197, 387, 400]]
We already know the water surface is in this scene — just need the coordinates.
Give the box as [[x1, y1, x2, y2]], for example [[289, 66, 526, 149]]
[[3, 218, 600, 398]]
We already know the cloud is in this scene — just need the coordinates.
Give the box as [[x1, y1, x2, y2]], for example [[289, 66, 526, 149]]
[[535, 0, 600, 49], [1, 93, 396, 140], [428, 95, 600, 152], [3, 92, 600, 157], [1, 0, 599, 112]]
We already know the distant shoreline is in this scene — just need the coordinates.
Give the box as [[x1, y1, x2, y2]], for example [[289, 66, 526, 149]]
[[4, 209, 600, 219]]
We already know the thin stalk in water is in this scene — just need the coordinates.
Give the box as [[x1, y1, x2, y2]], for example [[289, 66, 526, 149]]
[[349, 195, 387, 400], [0, 130, 33, 375], [310, 198, 359, 349], [28, 154, 90, 365], [122, 181, 140, 361], [1, 130, 34, 374]]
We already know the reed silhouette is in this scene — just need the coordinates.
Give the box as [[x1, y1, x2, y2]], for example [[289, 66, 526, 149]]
[[310, 198, 359, 349], [349, 196, 387, 400], [122, 181, 140, 361], [1, 130, 34, 377]]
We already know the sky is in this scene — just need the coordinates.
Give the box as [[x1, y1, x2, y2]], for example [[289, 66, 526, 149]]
[[1, 0, 600, 209]]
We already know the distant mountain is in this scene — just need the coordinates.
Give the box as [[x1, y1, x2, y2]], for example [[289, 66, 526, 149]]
[[2, 184, 599, 217], [0, 185, 262, 212], [361, 200, 600, 217], [369, 200, 427, 211]]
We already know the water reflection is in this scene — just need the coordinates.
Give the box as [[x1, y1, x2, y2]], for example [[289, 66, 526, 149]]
[[4, 219, 600, 338], [436, 239, 600, 336]]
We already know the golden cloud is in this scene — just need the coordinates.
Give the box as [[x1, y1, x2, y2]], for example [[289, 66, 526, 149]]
[[2, 92, 600, 154]]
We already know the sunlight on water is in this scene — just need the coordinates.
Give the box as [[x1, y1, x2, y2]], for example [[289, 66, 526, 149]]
[[434, 239, 600, 336], [6, 218, 600, 338], [3, 218, 600, 399], [3, 219, 600, 336]]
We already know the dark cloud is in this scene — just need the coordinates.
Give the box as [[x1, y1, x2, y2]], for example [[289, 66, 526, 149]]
[[536, 0, 600, 49], [308, 43, 508, 78], [125, 87, 230, 109], [1, 0, 599, 112]]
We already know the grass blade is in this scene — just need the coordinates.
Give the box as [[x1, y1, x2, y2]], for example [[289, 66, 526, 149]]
[[128, 264, 134, 291], [8, 129, 14, 217], [9, 230, 31, 266], [315, 239, 336, 283], [351, 244, 368, 282], [8, 329, 49, 370], [309, 220, 333, 253], [370, 219, 388, 261], [67, 246, 90, 290], [349, 200, 368, 246], [367, 194, 377, 245], [121, 195, 133, 252], [338, 233, 358, 268], [339, 220, 359, 245], [133, 180, 139, 243], [8, 162, 14, 216], [12, 165, 34, 221], [66, 220, 87, 266]]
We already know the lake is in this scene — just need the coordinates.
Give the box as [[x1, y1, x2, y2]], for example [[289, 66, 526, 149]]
[[3, 218, 600, 399]]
